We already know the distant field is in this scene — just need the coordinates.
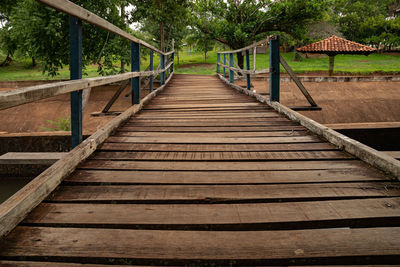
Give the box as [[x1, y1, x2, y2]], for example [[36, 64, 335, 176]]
[[0, 50, 399, 81]]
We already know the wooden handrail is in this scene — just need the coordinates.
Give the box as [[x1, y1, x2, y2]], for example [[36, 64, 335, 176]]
[[217, 39, 269, 54], [217, 63, 270, 75], [0, 61, 174, 110], [36, 0, 173, 56]]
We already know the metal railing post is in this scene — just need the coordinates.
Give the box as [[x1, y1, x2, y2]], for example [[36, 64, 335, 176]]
[[131, 42, 140, 105], [246, 49, 251, 90], [269, 35, 280, 102], [216, 53, 220, 74], [149, 50, 153, 93], [160, 54, 165, 85], [69, 16, 83, 148], [166, 54, 169, 78], [223, 54, 226, 77], [171, 52, 175, 73], [229, 53, 234, 84]]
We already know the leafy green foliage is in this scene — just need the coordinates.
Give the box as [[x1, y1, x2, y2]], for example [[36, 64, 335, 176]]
[[192, 0, 330, 68]]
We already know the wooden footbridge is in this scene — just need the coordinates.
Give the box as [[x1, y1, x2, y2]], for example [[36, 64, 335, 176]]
[[1, 0, 400, 266]]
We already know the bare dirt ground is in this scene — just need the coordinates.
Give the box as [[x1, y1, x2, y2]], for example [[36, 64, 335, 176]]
[[0, 77, 399, 134], [236, 79, 400, 124]]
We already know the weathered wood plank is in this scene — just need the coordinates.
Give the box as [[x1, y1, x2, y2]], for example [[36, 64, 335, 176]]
[[0, 152, 67, 165], [47, 182, 400, 203], [66, 168, 389, 184], [116, 126, 305, 132], [1, 226, 400, 264], [99, 142, 335, 152], [23, 197, 400, 229], [91, 150, 353, 161], [114, 131, 307, 137], [106, 136, 320, 144], [79, 159, 371, 171]]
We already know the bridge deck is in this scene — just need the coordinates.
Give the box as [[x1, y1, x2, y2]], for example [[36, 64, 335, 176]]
[[1, 74, 400, 266]]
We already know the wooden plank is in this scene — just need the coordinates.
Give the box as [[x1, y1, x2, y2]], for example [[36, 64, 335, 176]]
[[91, 151, 353, 161], [326, 122, 400, 130], [99, 142, 336, 152], [134, 112, 280, 118], [124, 122, 299, 127], [47, 182, 400, 203], [115, 126, 306, 132], [23, 197, 400, 228], [114, 131, 307, 137], [66, 168, 390, 184], [0, 74, 174, 238], [106, 136, 320, 144], [0, 261, 135, 267], [128, 118, 290, 123], [1, 226, 400, 264], [144, 102, 264, 109], [80, 159, 373, 171], [0, 152, 67, 165], [218, 39, 267, 54], [384, 151, 400, 159]]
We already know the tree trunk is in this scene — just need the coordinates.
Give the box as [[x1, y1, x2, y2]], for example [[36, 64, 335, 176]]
[[204, 51, 207, 63], [328, 55, 335, 76], [0, 53, 12, 67], [32, 57, 36, 67], [160, 22, 165, 52], [236, 51, 244, 70], [120, 4, 126, 73]]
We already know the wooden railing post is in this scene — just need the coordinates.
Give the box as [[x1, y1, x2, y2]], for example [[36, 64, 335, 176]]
[[216, 53, 220, 74], [149, 50, 154, 93], [245, 49, 251, 90], [160, 54, 165, 85], [223, 54, 226, 77], [69, 16, 83, 148], [269, 35, 280, 102], [131, 42, 140, 105], [229, 53, 234, 84]]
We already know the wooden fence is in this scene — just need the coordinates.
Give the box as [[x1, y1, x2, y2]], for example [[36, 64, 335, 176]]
[[0, 0, 175, 147]]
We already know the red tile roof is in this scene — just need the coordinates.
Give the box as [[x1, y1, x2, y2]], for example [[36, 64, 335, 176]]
[[297, 35, 376, 55]]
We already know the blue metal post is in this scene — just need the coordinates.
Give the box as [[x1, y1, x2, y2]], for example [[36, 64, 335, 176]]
[[131, 42, 140, 104], [149, 50, 153, 93], [223, 54, 226, 77], [69, 16, 82, 148], [229, 53, 234, 84], [160, 54, 165, 85], [269, 35, 280, 102], [246, 49, 251, 90], [166, 54, 169, 78], [171, 52, 175, 73], [216, 53, 220, 74]]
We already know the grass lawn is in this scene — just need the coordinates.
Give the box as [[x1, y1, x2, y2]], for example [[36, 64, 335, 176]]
[[0, 50, 399, 81]]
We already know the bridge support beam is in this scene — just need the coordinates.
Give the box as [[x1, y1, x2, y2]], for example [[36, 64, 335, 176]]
[[131, 42, 140, 105], [229, 53, 234, 84], [269, 35, 280, 102], [149, 50, 153, 93], [245, 50, 251, 90], [160, 54, 165, 85], [166, 54, 169, 79], [69, 16, 83, 148], [171, 52, 175, 73]]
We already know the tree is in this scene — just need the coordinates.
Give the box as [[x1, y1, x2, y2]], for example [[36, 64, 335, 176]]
[[333, 0, 400, 49], [186, 28, 215, 63], [0, 0, 18, 66], [4, 0, 130, 76], [129, 0, 190, 52], [192, 0, 329, 68]]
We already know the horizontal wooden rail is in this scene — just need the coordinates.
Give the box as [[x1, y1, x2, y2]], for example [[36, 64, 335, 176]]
[[0, 61, 173, 111], [36, 0, 173, 56], [217, 63, 270, 75], [218, 39, 269, 54]]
